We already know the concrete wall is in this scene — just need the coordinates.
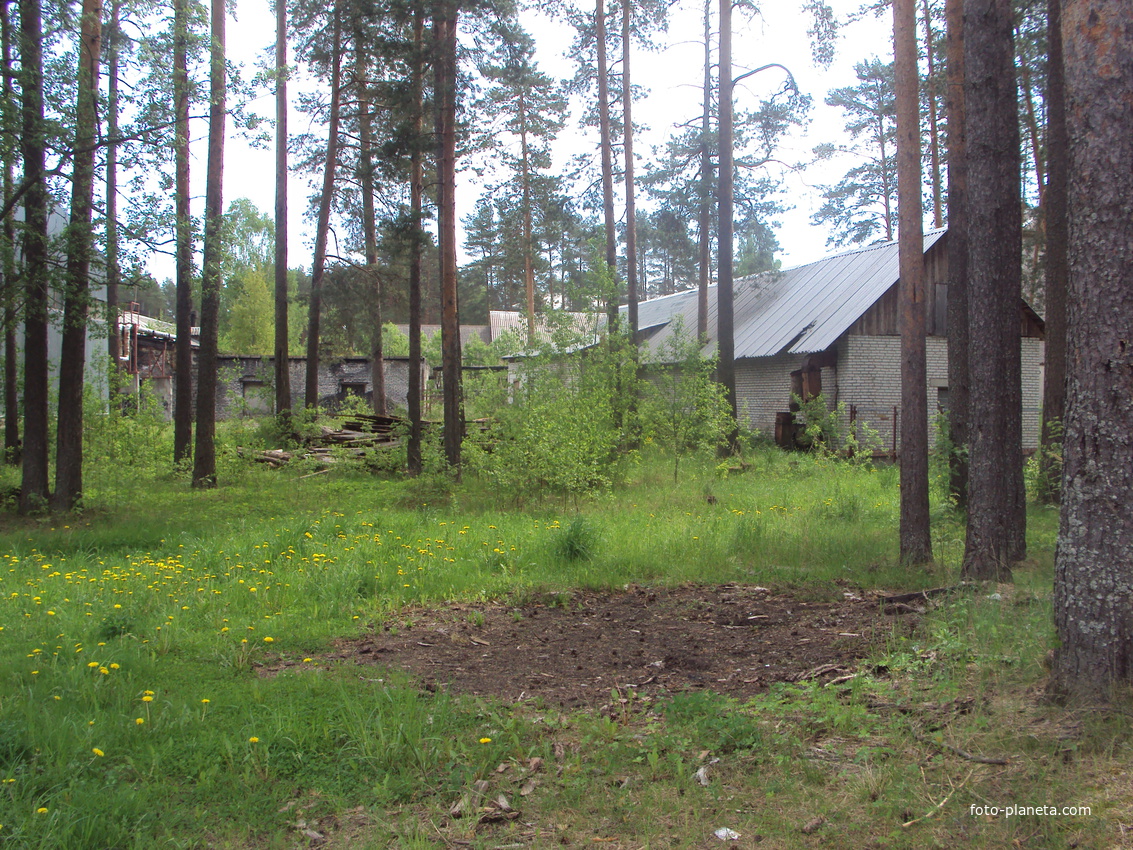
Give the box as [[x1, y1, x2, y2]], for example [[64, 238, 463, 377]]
[[208, 356, 424, 420]]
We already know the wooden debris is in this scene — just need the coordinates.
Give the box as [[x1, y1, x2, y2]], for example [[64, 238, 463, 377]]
[[240, 414, 410, 469], [880, 584, 976, 605]]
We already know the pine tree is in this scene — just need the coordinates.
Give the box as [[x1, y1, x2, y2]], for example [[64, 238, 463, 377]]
[[18, 0, 50, 512], [53, 0, 103, 511], [274, 0, 291, 418], [812, 59, 898, 247], [304, 3, 343, 409], [894, 0, 932, 563], [960, 0, 1025, 579], [1051, 0, 1133, 701], [192, 0, 226, 488], [173, 0, 194, 465]]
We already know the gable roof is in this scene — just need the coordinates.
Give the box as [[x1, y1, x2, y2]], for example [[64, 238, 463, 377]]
[[630, 229, 948, 360]]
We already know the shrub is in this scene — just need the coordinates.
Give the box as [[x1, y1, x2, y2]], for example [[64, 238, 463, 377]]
[[641, 320, 734, 482], [467, 333, 637, 506]]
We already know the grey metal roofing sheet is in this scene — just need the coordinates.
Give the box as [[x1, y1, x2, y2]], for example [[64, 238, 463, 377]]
[[627, 229, 946, 361]]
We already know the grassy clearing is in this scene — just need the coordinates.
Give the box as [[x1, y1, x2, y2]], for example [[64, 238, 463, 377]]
[[0, 442, 1126, 848]]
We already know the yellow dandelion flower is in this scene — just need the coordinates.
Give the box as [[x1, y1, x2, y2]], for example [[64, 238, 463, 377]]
[[109, 663, 120, 670], [135, 718, 144, 725], [479, 737, 492, 744], [249, 736, 259, 743], [302, 658, 313, 663], [92, 748, 104, 757], [201, 698, 210, 704], [141, 695, 153, 703], [262, 636, 273, 643]]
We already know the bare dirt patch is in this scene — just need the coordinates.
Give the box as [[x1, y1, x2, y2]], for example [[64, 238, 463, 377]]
[[303, 584, 914, 706]]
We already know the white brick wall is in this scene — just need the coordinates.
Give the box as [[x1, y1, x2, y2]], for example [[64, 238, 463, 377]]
[[837, 335, 1044, 453], [1021, 337, 1043, 449], [735, 353, 808, 435]]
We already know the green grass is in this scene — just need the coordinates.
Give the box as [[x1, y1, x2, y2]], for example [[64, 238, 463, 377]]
[[0, 440, 1124, 848]]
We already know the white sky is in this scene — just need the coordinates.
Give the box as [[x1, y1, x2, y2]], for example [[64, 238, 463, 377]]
[[150, 0, 894, 283]]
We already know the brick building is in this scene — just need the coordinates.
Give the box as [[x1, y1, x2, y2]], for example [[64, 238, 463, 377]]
[[631, 229, 1045, 453]]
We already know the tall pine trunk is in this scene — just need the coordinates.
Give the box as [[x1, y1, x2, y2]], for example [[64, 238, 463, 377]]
[[406, 7, 424, 476], [105, 0, 121, 368], [173, 0, 193, 464], [960, 0, 1025, 579], [1036, 0, 1067, 504], [1, 0, 20, 465], [944, 0, 969, 506], [595, 0, 617, 334], [621, 0, 638, 337], [696, 0, 712, 343], [435, 0, 462, 471], [354, 27, 385, 416], [192, 0, 225, 488], [716, 0, 737, 425], [304, 6, 342, 410], [53, 0, 102, 511], [894, 0, 932, 563], [520, 94, 536, 345], [273, 0, 291, 418], [1051, 0, 1133, 701], [922, 0, 943, 228], [18, 0, 50, 512]]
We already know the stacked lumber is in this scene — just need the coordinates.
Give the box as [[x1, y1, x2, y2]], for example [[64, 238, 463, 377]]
[[243, 415, 407, 469]]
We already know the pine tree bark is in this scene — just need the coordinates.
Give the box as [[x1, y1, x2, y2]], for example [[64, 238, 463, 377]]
[[894, 0, 932, 563], [173, 0, 193, 464], [192, 0, 226, 488], [54, 0, 103, 511], [354, 27, 385, 416], [273, 0, 291, 419], [520, 92, 536, 345], [1016, 50, 1046, 210], [406, 7, 425, 476], [105, 0, 121, 368], [435, 0, 463, 471], [944, 0, 969, 507], [922, 0, 943, 229], [696, 0, 712, 344], [595, 0, 618, 334], [1036, 0, 1067, 504], [1051, 0, 1133, 701], [960, 0, 1025, 580], [621, 0, 638, 337], [716, 0, 737, 424], [18, 0, 50, 512], [304, 6, 342, 410], [1, 1, 20, 465]]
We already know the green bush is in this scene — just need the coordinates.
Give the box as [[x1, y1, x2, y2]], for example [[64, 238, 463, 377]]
[[466, 334, 637, 506], [641, 321, 733, 482]]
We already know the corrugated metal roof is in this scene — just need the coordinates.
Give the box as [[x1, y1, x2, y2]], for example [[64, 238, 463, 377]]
[[625, 229, 947, 360], [393, 323, 490, 348], [489, 310, 600, 345]]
